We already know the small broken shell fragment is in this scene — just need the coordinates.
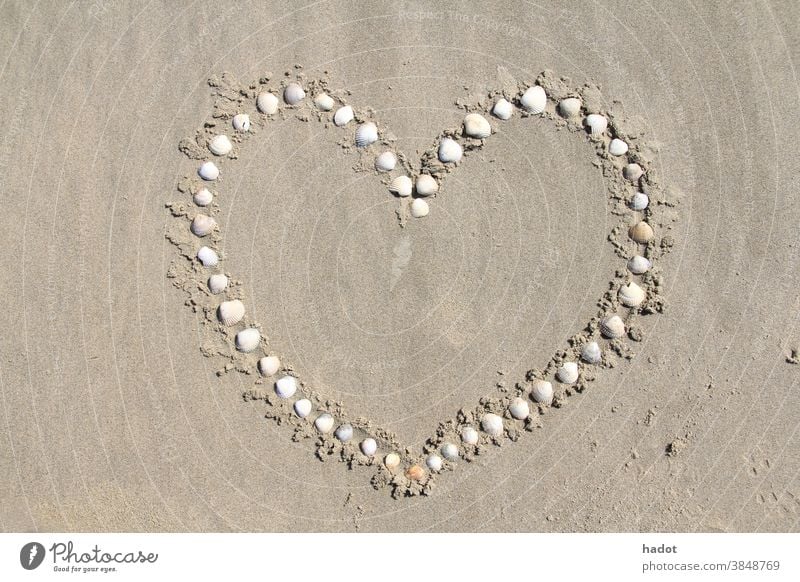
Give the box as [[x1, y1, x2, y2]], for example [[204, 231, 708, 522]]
[[531, 379, 554, 405], [256, 91, 279, 114], [217, 299, 245, 326], [619, 281, 647, 307], [313, 92, 334, 111], [198, 161, 219, 181], [193, 187, 213, 207], [374, 151, 396, 172], [520, 85, 546, 114], [406, 465, 425, 481], [360, 438, 377, 456], [492, 98, 514, 120], [207, 273, 228, 293], [463, 113, 491, 138], [314, 413, 334, 433], [609, 138, 629, 156], [333, 105, 354, 127], [480, 413, 504, 437], [235, 328, 261, 352], [415, 174, 438, 196], [426, 454, 443, 472], [627, 255, 652, 275], [334, 424, 353, 442], [257, 355, 280, 376], [630, 192, 649, 211], [581, 341, 602, 364], [558, 97, 582, 117], [584, 113, 608, 135], [293, 399, 312, 418], [623, 163, 644, 181], [355, 122, 378, 147], [440, 442, 459, 461], [283, 83, 305, 105], [600, 315, 626, 339], [208, 134, 232, 156], [197, 246, 218, 267], [191, 214, 217, 236], [629, 221, 654, 244], [384, 452, 401, 470], [232, 113, 250, 131], [389, 175, 413, 197], [556, 362, 579, 384], [438, 137, 463, 163], [275, 375, 297, 398], [410, 198, 429, 218], [509, 397, 530, 420], [461, 427, 479, 445]]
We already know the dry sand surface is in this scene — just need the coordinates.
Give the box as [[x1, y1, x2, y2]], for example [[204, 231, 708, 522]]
[[1, 0, 799, 532]]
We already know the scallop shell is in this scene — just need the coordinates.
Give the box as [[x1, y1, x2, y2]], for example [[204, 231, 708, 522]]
[[623, 163, 644, 181], [530, 379, 554, 405], [207, 273, 228, 293], [235, 328, 261, 352], [461, 427, 479, 445], [217, 299, 245, 326], [440, 442, 459, 461], [355, 122, 378, 147], [609, 138, 629, 156], [481, 413, 504, 437], [389, 175, 412, 197], [600, 315, 626, 339], [258, 355, 280, 376], [508, 397, 530, 420], [283, 83, 305, 105], [198, 161, 219, 181], [426, 454, 443, 472], [313, 92, 334, 111], [492, 98, 514, 120], [558, 97, 582, 118], [334, 424, 353, 442], [191, 214, 217, 237], [627, 255, 652, 275], [520, 85, 546, 114], [275, 375, 297, 398], [232, 113, 250, 131], [584, 113, 608, 135], [333, 105, 354, 127], [208, 135, 232, 156], [410, 198, 429, 218], [630, 192, 649, 211], [406, 465, 425, 481], [581, 341, 602, 364], [438, 137, 463, 163], [463, 113, 491, 139], [619, 281, 647, 307], [193, 188, 213, 207], [256, 91, 279, 114], [556, 361, 579, 384], [384, 452, 401, 470], [415, 174, 438, 197], [293, 399, 312, 418], [314, 413, 334, 433], [197, 246, 218, 267], [629, 221, 654, 244], [360, 438, 377, 456], [374, 151, 396, 172]]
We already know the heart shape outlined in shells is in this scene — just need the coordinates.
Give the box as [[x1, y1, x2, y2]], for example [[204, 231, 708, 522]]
[[166, 69, 675, 498]]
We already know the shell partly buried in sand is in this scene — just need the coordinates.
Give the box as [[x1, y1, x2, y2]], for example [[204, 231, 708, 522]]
[[520, 85, 546, 114], [627, 255, 652, 275], [556, 361, 579, 384], [406, 465, 425, 481], [600, 315, 626, 339], [293, 399, 312, 418], [629, 221, 654, 244], [374, 151, 397, 172], [360, 438, 377, 456], [619, 281, 647, 307], [623, 163, 644, 181], [191, 214, 217, 237], [410, 198, 429, 218], [235, 328, 261, 352], [415, 174, 438, 196], [207, 273, 228, 294], [480, 413, 504, 437], [355, 122, 378, 147], [530, 379, 554, 405], [258, 355, 280, 376], [313, 92, 334, 111], [314, 413, 334, 433], [558, 97, 582, 118], [389, 175, 412, 197], [275, 375, 297, 398], [232, 113, 250, 131], [463, 113, 491, 138], [584, 113, 608, 135], [256, 91, 279, 114], [217, 299, 245, 326], [581, 341, 602, 364], [193, 187, 213, 207], [198, 161, 219, 181], [492, 98, 514, 120], [508, 397, 530, 420], [333, 105, 354, 127], [208, 134, 233, 156], [283, 83, 305, 105], [197, 246, 218, 267], [438, 137, 463, 163]]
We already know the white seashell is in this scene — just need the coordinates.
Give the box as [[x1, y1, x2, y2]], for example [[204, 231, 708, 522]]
[[355, 122, 378, 147], [492, 98, 514, 120], [256, 91, 279, 114], [530, 379, 554, 405], [630, 192, 649, 211], [258, 355, 280, 376], [333, 105, 354, 127], [374, 151, 396, 172], [556, 362, 579, 384], [461, 427, 479, 445], [389, 175, 412, 197], [463, 113, 491, 139], [619, 281, 647, 308], [438, 137, 463, 163], [360, 438, 377, 456], [283, 83, 305, 105], [197, 246, 218, 267], [410, 198, 429, 218], [440, 442, 459, 461], [293, 399, 312, 418], [334, 424, 353, 442], [191, 214, 217, 237], [558, 97, 582, 118], [232, 114, 250, 131], [581, 341, 602, 364], [275, 375, 297, 398], [623, 163, 644, 181], [207, 273, 228, 293], [208, 135, 232, 156], [609, 138, 628, 156], [235, 328, 261, 352], [584, 114, 608, 135], [509, 397, 530, 420], [520, 85, 546, 114], [629, 221, 654, 244], [384, 452, 401, 470], [314, 413, 334, 433], [193, 188, 213, 207], [481, 413, 504, 437], [426, 454, 443, 472], [600, 315, 626, 339], [313, 92, 334, 111], [198, 161, 219, 181], [415, 174, 438, 197], [627, 255, 652, 275], [217, 299, 245, 326]]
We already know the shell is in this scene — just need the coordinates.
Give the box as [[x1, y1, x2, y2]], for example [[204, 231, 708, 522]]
[[232, 114, 250, 131], [438, 137, 463, 163], [191, 214, 217, 237], [193, 188, 213, 207], [333, 105, 354, 127], [334, 424, 353, 442], [581, 341, 602, 364], [198, 161, 219, 181], [235, 328, 261, 352], [384, 453, 401, 470], [415, 174, 438, 196], [360, 438, 377, 456], [558, 97, 582, 117], [275, 375, 297, 398], [258, 355, 280, 376], [492, 98, 514, 120], [314, 413, 334, 433], [217, 299, 245, 326], [609, 138, 628, 156], [556, 361, 579, 384], [208, 135, 232, 156], [293, 399, 312, 418], [256, 91, 279, 114], [207, 273, 228, 293], [461, 427, 479, 445], [283, 83, 305, 105], [197, 246, 218, 267], [374, 151, 397, 172], [627, 255, 652, 275], [584, 114, 608, 135], [406, 465, 425, 481], [508, 397, 530, 420], [619, 281, 647, 307], [481, 413, 504, 437], [313, 92, 334, 111], [410, 198, 429, 218], [426, 454, 443, 472], [440, 442, 459, 461], [355, 122, 378, 147], [629, 221, 654, 244], [630, 192, 649, 211], [530, 379, 554, 405], [623, 163, 644, 181], [463, 113, 491, 138], [389, 175, 412, 197], [600, 315, 625, 339], [520, 85, 546, 114]]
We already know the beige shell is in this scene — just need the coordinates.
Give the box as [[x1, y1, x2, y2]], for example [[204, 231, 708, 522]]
[[480, 413, 504, 437], [619, 281, 646, 307], [313, 92, 334, 111], [283, 83, 305, 105], [258, 355, 280, 376], [406, 465, 425, 481], [558, 97, 582, 117], [389, 175, 412, 197], [556, 361, 579, 384], [530, 379, 554, 405], [629, 221, 654, 244], [217, 299, 245, 326], [333, 105, 354, 127], [410, 198, 429, 218], [508, 397, 530, 420], [600, 315, 626, 339], [463, 113, 491, 138], [623, 163, 644, 181], [198, 161, 219, 181], [256, 91, 279, 114], [208, 135, 232, 156], [415, 174, 438, 196], [520, 85, 546, 114], [235, 328, 261, 352], [384, 452, 401, 470], [207, 273, 228, 294], [191, 214, 217, 237]]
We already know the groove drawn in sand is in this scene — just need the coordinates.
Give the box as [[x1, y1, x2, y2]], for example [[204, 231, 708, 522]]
[[166, 67, 679, 498]]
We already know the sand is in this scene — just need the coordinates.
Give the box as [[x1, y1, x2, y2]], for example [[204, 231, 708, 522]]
[[1, 0, 798, 532]]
